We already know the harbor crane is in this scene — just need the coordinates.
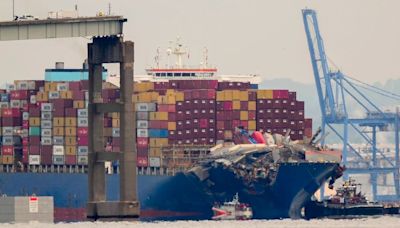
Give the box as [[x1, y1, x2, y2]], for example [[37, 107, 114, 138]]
[[302, 9, 400, 201]]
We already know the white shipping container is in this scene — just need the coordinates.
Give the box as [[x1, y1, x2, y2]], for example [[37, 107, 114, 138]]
[[30, 95, 37, 104], [112, 128, 120, 137], [20, 100, 28, 107], [137, 120, 149, 129], [41, 129, 52, 137], [57, 83, 69, 91], [78, 146, 88, 155], [10, 100, 21, 108], [20, 129, 28, 138], [16, 81, 28, 90], [0, 102, 9, 108], [137, 128, 149, 137], [2, 136, 13, 145], [84, 91, 89, 100], [41, 111, 52, 120], [48, 91, 60, 99], [6, 84, 15, 91], [27, 81, 36, 90], [41, 120, 52, 129], [2, 127, 13, 136], [41, 137, 52, 145], [77, 109, 88, 118], [77, 117, 88, 127], [22, 112, 29, 120], [41, 103, 53, 112], [135, 103, 156, 112], [77, 155, 88, 165], [53, 145, 64, 155], [53, 136, 64, 145], [29, 155, 41, 165], [149, 157, 161, 167]]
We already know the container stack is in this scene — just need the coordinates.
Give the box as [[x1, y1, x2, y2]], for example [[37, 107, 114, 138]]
[[0, 78, 312, 170]]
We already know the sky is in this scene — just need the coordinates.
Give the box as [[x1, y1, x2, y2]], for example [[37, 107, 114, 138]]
[[0, 0, 399, 84]]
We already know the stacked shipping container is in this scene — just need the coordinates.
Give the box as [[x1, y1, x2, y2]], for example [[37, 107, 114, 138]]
[[0, 79, 312, 169]]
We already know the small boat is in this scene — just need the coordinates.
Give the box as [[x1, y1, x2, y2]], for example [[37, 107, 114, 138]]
[[212, 193, 253, 220], [305, 178, 400, 219]]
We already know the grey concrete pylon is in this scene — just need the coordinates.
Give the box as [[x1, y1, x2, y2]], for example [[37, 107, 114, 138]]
[[87, 36, 139, 220]]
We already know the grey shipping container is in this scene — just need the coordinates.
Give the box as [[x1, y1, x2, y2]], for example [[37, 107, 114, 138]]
[[77, 155, 88, 165], [136, 111, 149, 120], [2, 136, 14, 145], [22, 112, 29, 120], [77, 117, 88, 127], [112, 128, 120, 137], [41, 120, 52, 129], [0, 196, 54, 223], [53, 155, 65, 165], [135, 103, 156, 112], [77, 109, 88, 118], [53, 136, 64, 145], [41, 103, 53, 112], [41, 137, 52, 145], [137, 120, 149, 128], [41, 129, 52, 137], [41, 111, 52, 120], [2, 127, 13, 136], [77, 146, 88, 155]]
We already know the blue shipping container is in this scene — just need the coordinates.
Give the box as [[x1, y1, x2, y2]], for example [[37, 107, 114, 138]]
[[148, 129, 168, 138]]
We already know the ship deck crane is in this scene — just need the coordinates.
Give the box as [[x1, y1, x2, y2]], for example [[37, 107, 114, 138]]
[[302, 9, 400, 201]]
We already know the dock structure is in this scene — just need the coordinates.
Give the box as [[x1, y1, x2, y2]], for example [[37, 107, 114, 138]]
[[0, 16, 139, 220]]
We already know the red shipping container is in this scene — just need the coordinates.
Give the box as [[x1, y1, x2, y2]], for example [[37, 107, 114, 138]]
[[240, 101, 248, 110], [199, 119, 208, 128], [192, 90, 201, 99], [10, 90, 29, 100], [168, 130, 176, 140], [289, 91, 297, 101], [22, 153, 29, 164], [77, 136, 88, 146], [305, 118, 312, 128], [29, 145, 41, 155], [154, 81, 169, 90], [22, 137, 29, 146], [22, 103, 29, 112], [216, 101, 224, 111], [158, 105, 168, 112], [296, 101, 305, 110], [35, 80, 45, 90], [149, 120, 160, 129], [53, 108, 65, 117], [137, 137, 149, 148], [22, 120, 29, 129], [168, 112, 176, 121], [65, 108, 77, 117], [2, 117, 22, 126], [137, 147, 148, 156], [216, 111, 224, 120], [77, 127, 88, 137], [248, 111, 256, 120], [72, 91, 85, 100], [223, 101, 233, 110], [2, 146, 14, 155], [65, 155, 77, 165], [112, 146, 120, 152], [29, 107, 41, 117], [240, 121, 248, 129], [232, 111, 240, 120], [184, 90, 192, 100], [41, 145, 53, 154], [29, 136, 40, 145], [104, 118, 112, 127], [112, 137, 120, 147], [1, 108, 21, 118], [80, 80, 89, 90], [69, 81, 81, 91], [137, 156, 148, 167]]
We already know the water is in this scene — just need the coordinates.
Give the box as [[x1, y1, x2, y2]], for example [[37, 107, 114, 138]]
[[1, 216, 400, 228]]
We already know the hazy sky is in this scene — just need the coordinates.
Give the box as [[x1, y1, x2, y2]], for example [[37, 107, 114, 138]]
[[0, 0, 399, 84]]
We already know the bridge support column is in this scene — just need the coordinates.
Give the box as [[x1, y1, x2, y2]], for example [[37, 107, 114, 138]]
[[86, 36, 139, 221]]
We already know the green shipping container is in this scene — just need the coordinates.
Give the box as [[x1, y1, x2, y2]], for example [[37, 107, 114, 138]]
[[29, 127, 41, 136]]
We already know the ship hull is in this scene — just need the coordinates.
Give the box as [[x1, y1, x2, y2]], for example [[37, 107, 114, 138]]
[[0, 162, 339, 222]]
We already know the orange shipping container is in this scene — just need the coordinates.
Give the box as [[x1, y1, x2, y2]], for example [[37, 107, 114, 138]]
[[65, 146, 77, 155], [224, 90, 233, 100], [73, 101, 85, 109], [2, 155, 13, 164], [65, 127, 77, 136], [175, 92, 184, 101], [36, 92, 49, 101], [240, 111, 248, 120], [232, 101, 241, 110], [29, 117, 40, 126], [248, 121, 256, 130], [53, 127, 65, 136], [112, 119, 120, 128], [248, 101, 256, 111], [216, 91, 225, 101], [239, 91, 249, 101], [53, 117, 65, 127], [60, 91, 73, 99], [168, 122, 176, 130], [149, 147, 162, 157], [232, 90, 240, 100], [65, 118, 77, 127]]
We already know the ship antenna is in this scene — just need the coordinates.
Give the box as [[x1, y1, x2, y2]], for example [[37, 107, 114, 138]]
[[155, 47, 160, 68], [173, 36, 186, 68], [166, 41, 173, 68], [203, 47, 209, 68]]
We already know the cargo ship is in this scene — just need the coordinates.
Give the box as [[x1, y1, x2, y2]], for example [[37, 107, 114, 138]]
[[0, 39, 341, 221]]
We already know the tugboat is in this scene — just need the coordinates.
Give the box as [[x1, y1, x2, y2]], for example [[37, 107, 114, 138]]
[[305, 178, 400, 219], [212, 193, 253, 220]]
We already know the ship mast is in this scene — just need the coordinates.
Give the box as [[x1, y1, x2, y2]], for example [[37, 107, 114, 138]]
[[172, 36, 187, 68]]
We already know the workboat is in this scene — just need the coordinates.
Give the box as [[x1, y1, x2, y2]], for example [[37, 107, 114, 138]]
[[212, 193, 253, 220]]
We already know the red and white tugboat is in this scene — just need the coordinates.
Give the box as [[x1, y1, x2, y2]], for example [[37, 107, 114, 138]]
[[212, 193, 253, 220]]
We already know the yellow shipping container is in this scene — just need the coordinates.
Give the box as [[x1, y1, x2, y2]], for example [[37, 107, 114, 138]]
[[65, 127, 77, 136], [132, 94, 139, 103], [65, 137, 77, 146], [149, 112, 156, 121], [36, 92, 49, 102], [149, 138, 157, 147], [157, 112, 168, 121], [165, 89, 175, 95], [175, 92, 184, 101], [134, 81, 154, 92], [240, 111, 249, 120], [60, 91, 73, 99], [216, 91, 225, 101], [248, 101, 256, 111], [53, 127, 64, 136], [232, 90, 240, 100], [232, 101, 241, 110], [149, 147, 162, 157], [112, 119, 120, 128], [248, 121, 256, 130], [73, 100, 85, 109], [44, 82, 57, 92], [65, 146, 77, 155], [157, 96, 167, 104], [29, 117, 40, 126], [111, 112, 120, 119], [156, 138, 169, 147], [239, 91, 249, 101], [168, 122, 176, 130], [257, 89, 273, 99], [53, 117, 65, 127], [138, 92, 152, 102], [150, 92, 159, 102], [224, 90, 233, 101], [65, 118, 77, 127]]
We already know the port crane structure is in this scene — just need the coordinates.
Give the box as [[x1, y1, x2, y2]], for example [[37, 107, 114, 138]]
[[302, 9, 400, 201]]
